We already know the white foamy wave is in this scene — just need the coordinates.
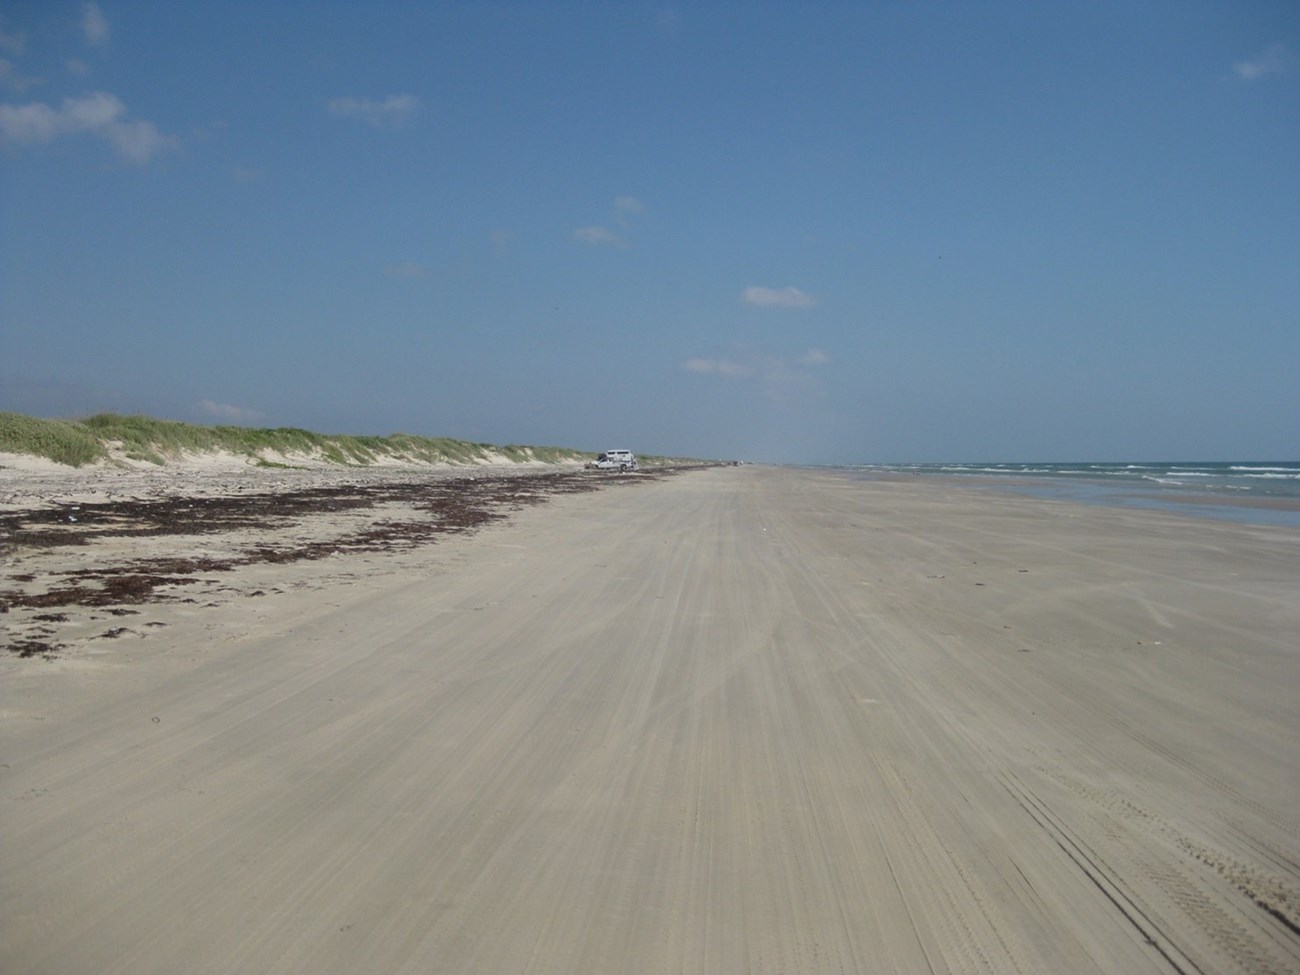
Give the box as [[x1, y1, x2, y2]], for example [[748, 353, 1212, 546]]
[[852, 461, 1300, 504]]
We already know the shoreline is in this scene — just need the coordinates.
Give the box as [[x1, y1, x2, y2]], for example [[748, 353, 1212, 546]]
[[845, 466, 1300, 527]]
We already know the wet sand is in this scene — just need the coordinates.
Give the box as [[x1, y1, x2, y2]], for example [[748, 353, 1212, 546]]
[[2, 464, 1298, 973]]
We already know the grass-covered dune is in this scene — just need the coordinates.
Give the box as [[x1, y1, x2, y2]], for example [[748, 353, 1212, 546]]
[[0, 412, 600, 469]]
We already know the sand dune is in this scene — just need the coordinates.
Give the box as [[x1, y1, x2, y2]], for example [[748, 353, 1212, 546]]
[[2, 465, 1298, 973]]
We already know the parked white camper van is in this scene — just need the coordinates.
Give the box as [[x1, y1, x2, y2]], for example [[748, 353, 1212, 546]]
[[587, 449, 638, 472]]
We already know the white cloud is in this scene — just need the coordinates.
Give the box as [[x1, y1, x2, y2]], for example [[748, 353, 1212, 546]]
[[742, 285, 816, 308], [0, 101, 60, 144], [0, 91, 178, 164], [60, 89, 120, 128], [328, 94, 419, 128], [575, 196, 646, 243], [81, 3, 110, 47], [573, 225, 625, 247], [103, 116, 175, 163], [66, 57, 91, 76], [199, 400, 264, 423], [1234, 43, 1291, 80]]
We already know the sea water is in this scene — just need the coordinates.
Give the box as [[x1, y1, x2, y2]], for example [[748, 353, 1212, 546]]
[[843, 462, 1300, 527]]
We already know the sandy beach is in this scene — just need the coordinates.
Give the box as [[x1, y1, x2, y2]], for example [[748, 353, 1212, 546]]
[[2, 464, 1298, 973]]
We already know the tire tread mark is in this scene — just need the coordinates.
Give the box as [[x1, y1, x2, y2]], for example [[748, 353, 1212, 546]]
[[999, 771, 1201, 975], [1039, 765, 1300, 968]]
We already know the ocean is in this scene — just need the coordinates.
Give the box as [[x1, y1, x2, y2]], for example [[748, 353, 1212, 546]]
[[843, 461, 1300, 527]]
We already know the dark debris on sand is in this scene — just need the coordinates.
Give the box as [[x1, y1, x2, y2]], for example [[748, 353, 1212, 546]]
[[2, 468, 687, 657]]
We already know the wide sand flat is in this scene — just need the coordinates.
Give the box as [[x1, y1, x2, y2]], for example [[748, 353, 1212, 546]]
[[3, 466, 1298, 973]]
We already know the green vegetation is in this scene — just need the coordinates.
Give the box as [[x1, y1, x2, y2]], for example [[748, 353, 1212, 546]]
[[0, 412, 722, 470], [0, 413, 107, 467], [0, 412, 599, 469]]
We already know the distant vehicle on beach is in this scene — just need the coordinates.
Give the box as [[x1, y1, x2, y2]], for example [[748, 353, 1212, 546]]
[[587, 449, 638, 472]]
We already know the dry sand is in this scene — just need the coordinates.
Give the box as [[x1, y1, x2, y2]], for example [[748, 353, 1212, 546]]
[[2, 464, 1298, 973]]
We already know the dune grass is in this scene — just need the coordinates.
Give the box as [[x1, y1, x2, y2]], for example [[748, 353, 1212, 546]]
[[0, 412, 716, 469], [0, 412, 600, 469], [0, 413, 108, 467]]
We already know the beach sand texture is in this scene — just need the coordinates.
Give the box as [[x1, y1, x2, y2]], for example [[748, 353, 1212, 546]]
[[3, 465, 1298, 973]]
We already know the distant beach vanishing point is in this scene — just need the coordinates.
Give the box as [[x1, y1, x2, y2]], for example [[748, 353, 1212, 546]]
[[3, 462, 1298, 973]]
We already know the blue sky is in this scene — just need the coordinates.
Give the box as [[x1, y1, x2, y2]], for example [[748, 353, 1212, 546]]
[[1, 2, 1296, 463]]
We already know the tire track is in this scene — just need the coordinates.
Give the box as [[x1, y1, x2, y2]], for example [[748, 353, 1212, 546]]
[[1021, 765, 1300, 973], [999, 771, 1201, 973]]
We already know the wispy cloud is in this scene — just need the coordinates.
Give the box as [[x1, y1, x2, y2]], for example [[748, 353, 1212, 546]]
[[0, 29, 25, 56], [797, 348, 830, 366], [328, 94, 419, 128], [683, 347, 829, 401], [742, 285, 817, 308], [105, 118, 177, 164], [384, 261, 430, 279], [0, 91, 178, 164], [0, 58, 41, 93], [81, 3, 110, 47], [0, 27, 36, 91], [573, 225, 626, 247], [575, 195, 645, 246], [613, 195, 645, 226], [199, 399, 264, 423], [1234, 43, 1291, 80]]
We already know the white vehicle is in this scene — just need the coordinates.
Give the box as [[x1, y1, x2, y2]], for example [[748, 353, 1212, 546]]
[[587, 449, 638, 472]]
